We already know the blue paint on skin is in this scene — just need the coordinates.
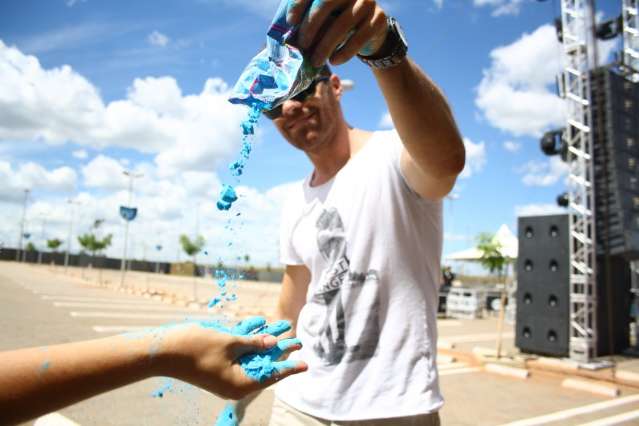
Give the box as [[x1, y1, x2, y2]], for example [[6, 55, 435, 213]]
[[39, 361, 51, 374], [214, 403, 238, 426]]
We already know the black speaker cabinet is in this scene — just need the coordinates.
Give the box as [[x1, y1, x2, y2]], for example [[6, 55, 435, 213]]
[[516, 214, 632, 357]]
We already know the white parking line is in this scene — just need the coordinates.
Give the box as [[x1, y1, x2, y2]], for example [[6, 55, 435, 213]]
[[54, 302, 196, 311], [438, 320, 462, 327], [42, 295, 158, 304], [499, 394, 639, 426], [439, 332, 515, 345], [579, 409, 639, 426], [70, 312, 219, 320]]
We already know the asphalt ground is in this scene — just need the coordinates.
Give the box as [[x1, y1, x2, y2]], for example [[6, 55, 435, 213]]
[[2, 262, 639, 426]]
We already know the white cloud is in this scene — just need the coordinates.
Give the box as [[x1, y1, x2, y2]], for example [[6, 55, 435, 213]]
[[515, 203, 567, 217], [82, 155, 130, 190], [476, 25, 566, 137], [433, 0, 444, 9], [148, 31, 169, 47], [72, 149, 88, 159], [378, 111, 393, 129], [0, 153, 300, 266], [518, 157, 569, 187], [474, 0, 524, 17], [0, 161, 77, 202], [0, 40, 247, 174], [459, 137, 486, 179], [503, 141, 520, 153], [65, 0, 86, 7]]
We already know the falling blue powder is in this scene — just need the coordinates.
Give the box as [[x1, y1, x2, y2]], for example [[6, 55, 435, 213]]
[[225, 294, 237, 302], [214, 403, 238, 426], [216, 104, 262, 211], [216, 185, 238, 211], [208, 296, 222, 308]]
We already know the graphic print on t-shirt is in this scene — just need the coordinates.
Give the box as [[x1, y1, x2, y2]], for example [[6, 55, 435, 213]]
[[310, 208, 380, 366]]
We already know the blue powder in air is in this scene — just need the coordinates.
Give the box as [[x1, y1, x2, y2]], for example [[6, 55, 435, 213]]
[[216, 103, 262, 211], [214, 403, 237, 426]]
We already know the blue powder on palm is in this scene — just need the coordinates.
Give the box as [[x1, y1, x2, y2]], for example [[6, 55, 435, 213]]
[[40, 361, 51, 374], [214, 403, 237, 426]]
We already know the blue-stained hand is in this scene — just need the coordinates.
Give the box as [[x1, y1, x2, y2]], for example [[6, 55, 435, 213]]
[[285, 0, 389, 67]]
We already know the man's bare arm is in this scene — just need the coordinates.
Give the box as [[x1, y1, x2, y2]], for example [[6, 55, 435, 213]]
[[373, 59, 465, 200], [276, 264, 311, 340]]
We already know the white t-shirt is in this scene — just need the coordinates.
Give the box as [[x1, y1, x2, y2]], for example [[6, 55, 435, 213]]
[[276, 130, 444, 421]]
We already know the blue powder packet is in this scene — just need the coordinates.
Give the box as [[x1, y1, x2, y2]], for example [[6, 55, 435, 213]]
[[228, 0, 320, 112]]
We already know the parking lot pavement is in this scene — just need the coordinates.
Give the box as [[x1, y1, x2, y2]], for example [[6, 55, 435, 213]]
[[2, 262, 639, 425]]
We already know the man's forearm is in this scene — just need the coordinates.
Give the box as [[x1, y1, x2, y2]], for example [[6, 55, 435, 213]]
[[373, 58, 465, 179], [0, 335, 158, 424]]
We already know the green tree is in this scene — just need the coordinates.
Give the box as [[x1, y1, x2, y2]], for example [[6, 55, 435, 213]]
[[47, 238, 63, 252], [77, 233, 113, 257], [179, 235, 205, 258], [25, 242, 37, 252], [476, 232, 506, 277]]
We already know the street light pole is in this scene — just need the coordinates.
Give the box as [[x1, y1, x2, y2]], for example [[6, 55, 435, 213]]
[[119, 170, 143, 289], [38, 217, 47, 265], [64, 199, 80, 272], [16, 189, 30, 262]]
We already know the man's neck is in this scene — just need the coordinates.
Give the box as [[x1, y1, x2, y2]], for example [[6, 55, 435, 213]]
[[308, 127, 371, 187]]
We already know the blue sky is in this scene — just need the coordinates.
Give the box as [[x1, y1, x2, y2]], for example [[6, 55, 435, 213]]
[[0, 0, 623, 268]]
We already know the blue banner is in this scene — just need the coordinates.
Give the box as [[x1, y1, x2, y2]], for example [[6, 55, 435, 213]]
[[119, 206, 138, 222]]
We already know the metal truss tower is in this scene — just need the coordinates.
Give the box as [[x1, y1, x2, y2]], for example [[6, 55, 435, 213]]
[[559, 0, 598, 362], [622, 0, 639, 81]]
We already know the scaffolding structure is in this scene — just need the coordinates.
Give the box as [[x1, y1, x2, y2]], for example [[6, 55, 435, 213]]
[[622, 0, 639, 81], [559, 0, 598, 362]]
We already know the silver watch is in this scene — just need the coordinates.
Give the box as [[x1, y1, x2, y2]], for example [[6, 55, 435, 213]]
[[358, 16, 408, 69]]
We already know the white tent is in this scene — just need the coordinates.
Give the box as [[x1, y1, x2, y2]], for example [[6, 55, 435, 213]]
[[446, 224, 518, 261]]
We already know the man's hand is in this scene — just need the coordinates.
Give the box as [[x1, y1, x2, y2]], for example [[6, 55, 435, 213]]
[[160, 320, 307, 400], [287, 0, 389, 67]]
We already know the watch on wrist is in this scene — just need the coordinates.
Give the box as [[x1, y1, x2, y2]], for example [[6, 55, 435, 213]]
[[358, 16, 408, 70]]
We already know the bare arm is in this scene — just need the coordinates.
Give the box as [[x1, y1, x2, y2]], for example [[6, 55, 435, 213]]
[[373, 59, 465, 200], [0, 323, 306, 425], [276, 264, 311, 340]]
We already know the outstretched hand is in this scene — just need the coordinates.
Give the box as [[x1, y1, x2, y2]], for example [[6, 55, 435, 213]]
[[160, 317, 307, 400], [287, 0, 389, 67]]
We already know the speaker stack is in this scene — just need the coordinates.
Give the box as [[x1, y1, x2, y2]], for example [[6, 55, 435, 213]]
[[516, 67, 638, 357]]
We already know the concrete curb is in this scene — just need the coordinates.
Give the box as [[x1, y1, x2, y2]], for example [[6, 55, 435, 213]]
[[561, 378, 621, 397], [485, 363, 530, 379]]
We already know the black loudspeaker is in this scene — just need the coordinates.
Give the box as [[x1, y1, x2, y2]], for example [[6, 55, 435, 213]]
[[516, 215, 570, 357], [591, 67, 639, 260], [516, 214, 632, 356]]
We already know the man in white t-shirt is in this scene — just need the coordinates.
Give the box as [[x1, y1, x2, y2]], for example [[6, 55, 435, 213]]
[[264, 1, 465, 424]]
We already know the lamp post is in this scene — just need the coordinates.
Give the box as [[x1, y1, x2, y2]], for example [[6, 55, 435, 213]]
[[119, 170, 143, 289], [64, 199, 81, 272], [37, 216, 47, 265], [16, 189, 30, 262]]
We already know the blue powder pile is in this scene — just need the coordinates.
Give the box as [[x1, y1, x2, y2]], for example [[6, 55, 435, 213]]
[[214, 403, 237, 426]]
